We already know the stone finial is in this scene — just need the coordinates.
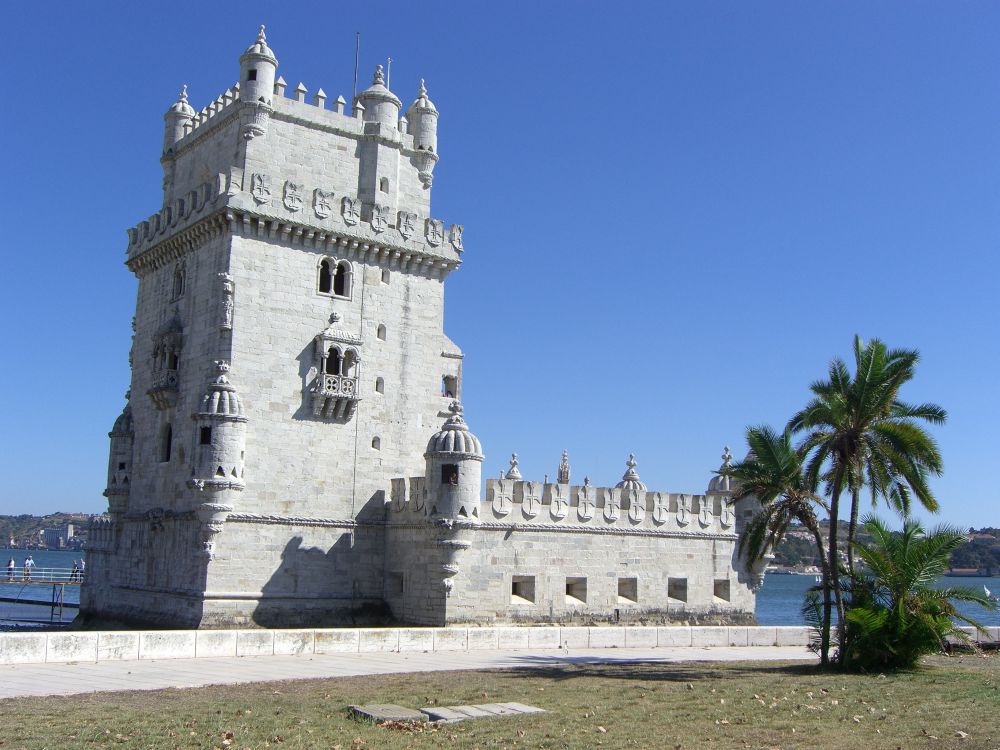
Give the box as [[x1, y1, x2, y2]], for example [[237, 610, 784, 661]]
[[583, 476, 591, 487], [294, 82, 307, 102], [334, 95, 346, 114], [721, 445, 733, 468], [214, 360, 231, 374], [448, 400, 462, 416], [373, 65, 385, 86], [179, 85, 189, 104], [314, 88, 327, 107], [557, 450, 571, 484], [505, 453, 522, 480], [275, 76, 287, 97], [418, 78, 427, 97], [257, 24, 267, 43]]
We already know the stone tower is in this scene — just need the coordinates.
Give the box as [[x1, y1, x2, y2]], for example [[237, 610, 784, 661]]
[[82, 26, 465, 628]]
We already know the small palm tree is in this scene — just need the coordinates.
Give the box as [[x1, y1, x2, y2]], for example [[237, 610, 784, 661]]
[[726, 426, 833, 664], [843, 515, 996, 671], [790, 336, 946, 658]]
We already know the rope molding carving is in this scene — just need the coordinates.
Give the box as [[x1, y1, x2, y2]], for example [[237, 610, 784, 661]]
[[227, 513, 380, 529], [388, 519, 738, 542]]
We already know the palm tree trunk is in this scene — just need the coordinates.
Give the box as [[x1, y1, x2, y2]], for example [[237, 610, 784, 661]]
[[805, 516, 830, 666], [827, 468, 847, 665], [847, 486, 860, 576]]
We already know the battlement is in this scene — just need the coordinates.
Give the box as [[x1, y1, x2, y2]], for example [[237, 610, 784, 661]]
[[389, 476, 738, 536], [124, 168, 465, 277]]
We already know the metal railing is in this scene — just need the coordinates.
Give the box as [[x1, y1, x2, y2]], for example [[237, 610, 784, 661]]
[[3, 567, 85, 585]]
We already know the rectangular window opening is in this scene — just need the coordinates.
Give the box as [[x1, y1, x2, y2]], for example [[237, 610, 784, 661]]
[[388, 572, 404, 597], [441, 375, 458, 398], [668, 577, 688, 603], [248, 69, 257, 81], [617, 577, 638, 604], [714, 579, 731, 602], [441, 463, 459, 485], [565, 577, 587, 604], [511, 575, 536, 604], [199, 426, 212, 445]]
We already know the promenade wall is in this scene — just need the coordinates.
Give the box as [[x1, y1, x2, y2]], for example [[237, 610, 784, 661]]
[[2, 625, 997, 665]]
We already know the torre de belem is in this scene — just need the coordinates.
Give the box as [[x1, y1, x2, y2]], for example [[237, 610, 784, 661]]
[[81, 28, 767, 629]]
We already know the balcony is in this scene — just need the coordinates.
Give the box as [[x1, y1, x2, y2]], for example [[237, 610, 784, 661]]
[[147, 370, 179, 410], [310, 373, 361, 420]]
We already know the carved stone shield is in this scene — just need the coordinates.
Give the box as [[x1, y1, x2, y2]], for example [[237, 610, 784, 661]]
[[371, 204, 389, 233], [698, 497, 713, 527], [626, 488, 645, 523], [491, 480, 513, 516], [550, 485, 568, 520], [390, 477, 408, 512], [397, 211, 417, 239], [449, 223, 464, 252], [720, 498, 734, 528], [652, 492, 668, 525], [250, 173, 271, 204], [314, 189, 334, 219], [603, 489, 620, 522], [577, 486, 595, 521], [426, 218, 444, 246], [283, 181, 304, 211], [342, 196, 360, 225], [522, 481, 541, 518], [676, 494, 692, 526]]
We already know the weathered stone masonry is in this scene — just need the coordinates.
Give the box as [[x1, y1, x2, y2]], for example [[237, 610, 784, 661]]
[[82, 27, 765, 629]]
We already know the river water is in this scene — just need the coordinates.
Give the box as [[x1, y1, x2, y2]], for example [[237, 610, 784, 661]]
[[3, 548, 997, 629]]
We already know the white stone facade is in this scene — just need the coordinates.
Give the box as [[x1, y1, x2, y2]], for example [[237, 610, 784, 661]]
[[82, 28, 763, 629]]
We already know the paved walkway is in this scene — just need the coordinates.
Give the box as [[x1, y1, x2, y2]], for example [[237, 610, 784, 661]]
[[0, 646, 814, 699]]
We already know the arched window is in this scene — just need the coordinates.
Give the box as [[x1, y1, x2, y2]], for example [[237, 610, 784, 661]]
[[442, 375, 457, 398], [379, 177, 389, 193], [325, 347, 342, 375], [333, 261, 351, 297], [375, 377, 384, 394], [318, 259, 333, 294], [376, 324, 387, 341], [172, 264, 185, 299], [161, 423, 172, 463], [372, 436, 381, 450], [342, 349, 358, 378]]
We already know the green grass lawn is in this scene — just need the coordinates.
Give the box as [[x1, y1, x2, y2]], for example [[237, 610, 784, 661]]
[[2, 655, 998, 749]]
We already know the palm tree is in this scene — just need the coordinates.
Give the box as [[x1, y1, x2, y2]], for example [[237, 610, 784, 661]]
[[843, 515, 996, 671], [725, 426, 833, 664], [789, 336, 946, 659]]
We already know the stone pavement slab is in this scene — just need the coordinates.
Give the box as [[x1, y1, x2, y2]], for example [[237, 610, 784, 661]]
[[350, 704, 426, 722], [0, 646, 815, 700]]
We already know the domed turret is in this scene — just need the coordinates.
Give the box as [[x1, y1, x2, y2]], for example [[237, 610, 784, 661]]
[[424, 401, 484, 521], [357, 65, 402, 130], [239, 25, 278, 105], [406, 79, 439, 187], [615, 454, 647, 493], [163, 85, 195, 154], [707, 446, 735, 494], [191, 361, 248, 492]]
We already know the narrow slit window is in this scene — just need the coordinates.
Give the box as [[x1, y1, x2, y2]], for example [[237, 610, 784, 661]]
[[375, 377, 384, 394], [160, 424, 172, 463], [381, 269, 390, 284], [379, 177, 389, 192], [376, 324, 387, 341], [372, 436, 381, 450]]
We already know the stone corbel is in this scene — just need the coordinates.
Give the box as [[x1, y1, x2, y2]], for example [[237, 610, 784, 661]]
[[195, 502, 233, 560]]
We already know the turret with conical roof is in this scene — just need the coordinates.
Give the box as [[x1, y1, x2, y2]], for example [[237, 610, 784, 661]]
[[356, 64, 402, 130], [163, 85, 195, 155], [424, 401, 484, 521], [191, 361, 248, 493]]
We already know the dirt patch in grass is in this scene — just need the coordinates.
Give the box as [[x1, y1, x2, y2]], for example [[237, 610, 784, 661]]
[[1, 655, 998, 749]]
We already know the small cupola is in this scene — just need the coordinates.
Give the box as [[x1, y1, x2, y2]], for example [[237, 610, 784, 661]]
[[191, 361, 248, 494], [706, 446, 735, 494], [615, 454, 647, 493], [163, 85, 195, 153], [425, 401, 484, 460], [356, 65, 402, 129]]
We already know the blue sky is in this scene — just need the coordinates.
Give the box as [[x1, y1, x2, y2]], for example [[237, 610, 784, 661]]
[[1, 2, 997, 529]]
